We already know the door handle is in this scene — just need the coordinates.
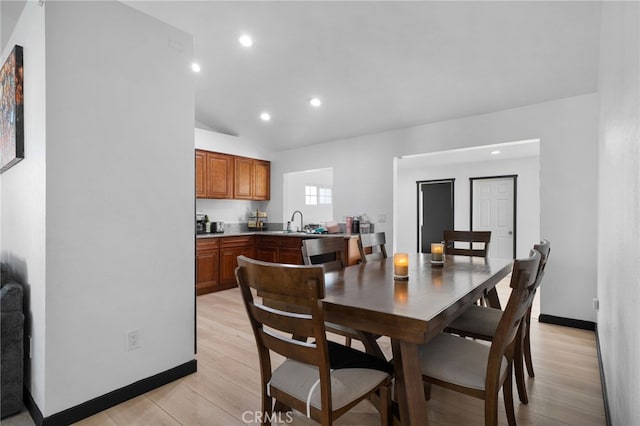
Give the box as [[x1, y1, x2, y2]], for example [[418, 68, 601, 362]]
[[508, 231, 513, 235]]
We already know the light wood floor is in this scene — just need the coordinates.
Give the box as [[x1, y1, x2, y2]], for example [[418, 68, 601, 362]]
[[7, 279, 606, 425]]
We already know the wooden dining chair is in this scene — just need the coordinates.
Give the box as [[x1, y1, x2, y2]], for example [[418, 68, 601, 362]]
[[357, 232, 388, 263], [301, 237, 346, 272], [443, 240, 550, 404], [235, 256, 392, 426], [301, 238, 386, 359], [443, 230, 492, 257], [418, 249, 541, 426], [443, 230, 496, 306]]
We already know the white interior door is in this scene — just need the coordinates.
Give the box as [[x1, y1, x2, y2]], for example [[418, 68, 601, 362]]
[[472, 177, 515, 258]]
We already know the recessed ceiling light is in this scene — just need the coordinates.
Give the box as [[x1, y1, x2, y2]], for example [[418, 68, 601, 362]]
[[491, 150, 501, 155], [191, 63, 201, 73], [309, 97, 322, 107], [239, 34, 253, 48], [260, 112, 271, 122]]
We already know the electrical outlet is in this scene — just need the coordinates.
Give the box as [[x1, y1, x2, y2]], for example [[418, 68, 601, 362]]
[[378, 213, 386, 223], [127, 329, 141, 351], [593, 298, 599, 311]]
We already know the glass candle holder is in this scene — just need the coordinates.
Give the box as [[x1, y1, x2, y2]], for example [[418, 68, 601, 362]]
[[430, 243, 445, 266], [394, 253, 409, 280]]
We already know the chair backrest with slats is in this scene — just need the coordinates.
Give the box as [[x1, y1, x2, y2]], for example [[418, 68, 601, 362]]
[[486, 250, 541, 385], [358, 232, 388, 263], [443, 230, 492, 257], [532, 240, 551, 290], [301, 237, 346, 272], [235, 256, 330, 375]]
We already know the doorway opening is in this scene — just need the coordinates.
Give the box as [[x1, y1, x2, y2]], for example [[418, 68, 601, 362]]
[[417, 179, 454, 253], [396, 138, 539, 258]]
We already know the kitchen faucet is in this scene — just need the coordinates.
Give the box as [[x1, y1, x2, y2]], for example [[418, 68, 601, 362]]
[[290, 210, 303, 232]]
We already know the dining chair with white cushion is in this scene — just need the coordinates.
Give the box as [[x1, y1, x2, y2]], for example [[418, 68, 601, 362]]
[[418, 249, 541, 426], [235, 256, 392, 425], [444, 240, 551, 404]]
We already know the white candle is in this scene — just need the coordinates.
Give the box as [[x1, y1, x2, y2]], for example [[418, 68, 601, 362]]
[[431, 243, 444, 263], [394, 253, 409, 278]]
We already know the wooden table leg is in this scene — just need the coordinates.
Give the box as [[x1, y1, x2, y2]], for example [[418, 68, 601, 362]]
[[485, 287, 502, 309], [355, 330, 387, 360], [391, 339, 429, 425]]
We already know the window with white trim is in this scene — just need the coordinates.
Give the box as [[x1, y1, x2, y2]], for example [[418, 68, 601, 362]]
[[319, 187, 332, 204], [305, 185, 318, 205]]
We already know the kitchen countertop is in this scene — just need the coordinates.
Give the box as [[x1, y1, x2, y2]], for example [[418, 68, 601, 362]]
[[196, 231, 357, 239]]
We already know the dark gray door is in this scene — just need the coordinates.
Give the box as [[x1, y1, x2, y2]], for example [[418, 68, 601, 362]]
[[418, 180, 454, 253]]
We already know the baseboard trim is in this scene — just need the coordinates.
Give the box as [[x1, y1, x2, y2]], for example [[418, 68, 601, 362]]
[[24, 389, 43, 426], [595, 325, 612, 426], [25, 359, 197, 426], [538, 314, 596, 331]]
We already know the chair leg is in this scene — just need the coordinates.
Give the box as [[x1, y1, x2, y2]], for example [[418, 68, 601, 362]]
[[378, 384, 391, 426], [345, 336, 352, 347], [503, 363, 517, 426], [262, 394, 273, 426], [524, 317, 535, 378], [423, 382, 431, 401], [514, 340, 529, 404], [485, 388, 499, 426]]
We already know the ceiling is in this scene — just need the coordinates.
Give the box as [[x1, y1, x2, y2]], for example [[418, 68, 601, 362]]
[[127, 1, 602, 152], [399, 139, 540, 169]]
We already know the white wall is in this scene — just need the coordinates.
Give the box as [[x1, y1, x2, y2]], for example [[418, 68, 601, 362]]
[[597, 2, 640, 424], [396, 155, 540, 258], [4, 1, 196, 416], [0, 0, 47, 409], [195, 128, 271, 161], [283, 168, 333, 226], [272, 93, 598, 322]]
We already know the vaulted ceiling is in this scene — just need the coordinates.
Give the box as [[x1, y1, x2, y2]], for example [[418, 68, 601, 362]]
[[131, 2, 601, 151]]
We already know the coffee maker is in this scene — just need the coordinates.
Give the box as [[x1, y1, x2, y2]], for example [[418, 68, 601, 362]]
[[196, 213, 206, 234]]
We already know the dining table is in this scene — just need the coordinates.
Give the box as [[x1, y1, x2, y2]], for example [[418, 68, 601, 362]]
[[320, 252, 513, 426]]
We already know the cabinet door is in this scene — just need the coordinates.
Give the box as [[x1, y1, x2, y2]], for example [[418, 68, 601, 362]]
[[279, 248, 303, 265], [196, 249, 218, 295], [253, 160, 271, 200], [256, 247, 278, 263], [219, 247, 237, 287], [219, 246, 256, 287], [195, 150, 206, 198], [206, 153, 234, 198], [234, 157, 253, 200]]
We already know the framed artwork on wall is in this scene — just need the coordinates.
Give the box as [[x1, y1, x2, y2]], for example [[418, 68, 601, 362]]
[[1, 45, 24, 173]]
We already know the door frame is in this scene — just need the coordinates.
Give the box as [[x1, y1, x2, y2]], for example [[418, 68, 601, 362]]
[[469, 175, 517, 259], [417, 178, 455, 252]]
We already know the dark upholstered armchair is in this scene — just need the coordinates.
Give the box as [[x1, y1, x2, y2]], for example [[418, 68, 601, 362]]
[[1, 263, 25, 418]]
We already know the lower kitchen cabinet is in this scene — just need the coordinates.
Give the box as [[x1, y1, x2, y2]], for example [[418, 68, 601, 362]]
[[219, 236, 255, 288], [255, 235, 306, 265], [196, 234, 360, 295], [195, 238, 219, 295]]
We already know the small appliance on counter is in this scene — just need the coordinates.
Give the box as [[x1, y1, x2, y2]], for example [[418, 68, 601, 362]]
[[196, 213, 206, 234], [210, 221, 225, 233]]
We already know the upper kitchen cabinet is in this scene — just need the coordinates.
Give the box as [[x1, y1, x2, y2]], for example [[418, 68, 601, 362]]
[[253, 160, 270, 200], [195, 150, 207, 198], [195, 150, 234, 199], [196, 150, 270, 200], [234, 156, 271, 200], [207, 152, 234, 198]]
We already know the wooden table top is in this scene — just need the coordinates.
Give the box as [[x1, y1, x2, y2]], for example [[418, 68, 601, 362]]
[[321, 253, 513, 344]]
